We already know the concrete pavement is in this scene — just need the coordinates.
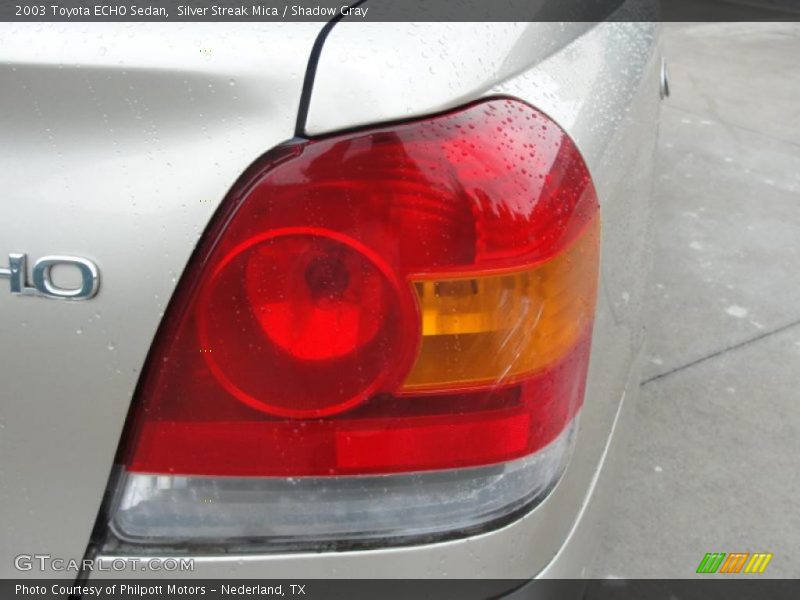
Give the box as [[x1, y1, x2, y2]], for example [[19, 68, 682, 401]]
[[591, 22, 800, 577]]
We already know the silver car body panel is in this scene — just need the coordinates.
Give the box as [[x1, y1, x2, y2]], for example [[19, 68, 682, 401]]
[[304, 22, 596, 136], [0, 22, 322, 578], [0, 20, 659, 579]]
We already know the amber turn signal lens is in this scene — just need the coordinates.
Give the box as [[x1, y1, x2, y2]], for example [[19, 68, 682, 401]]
[[402, 216, 599, 393]]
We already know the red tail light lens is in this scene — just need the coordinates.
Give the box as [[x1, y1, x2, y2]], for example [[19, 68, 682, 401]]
[[198, 228, 419, 418], [121, 98, 599, 480]]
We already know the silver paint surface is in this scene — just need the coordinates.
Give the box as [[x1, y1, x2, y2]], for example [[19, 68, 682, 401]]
[[0, 21, 660, 579], [0, 22, 322, 578]]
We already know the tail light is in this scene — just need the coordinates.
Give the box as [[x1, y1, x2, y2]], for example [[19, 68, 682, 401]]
[[108, 98, 599, 549]]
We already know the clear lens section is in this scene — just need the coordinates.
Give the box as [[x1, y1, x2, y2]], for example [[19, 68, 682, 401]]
[[109, 422, 575, 550]]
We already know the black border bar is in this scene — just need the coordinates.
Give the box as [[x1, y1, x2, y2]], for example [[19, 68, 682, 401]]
[[2, 0, 800, 22], [5, 579, 800, 600]]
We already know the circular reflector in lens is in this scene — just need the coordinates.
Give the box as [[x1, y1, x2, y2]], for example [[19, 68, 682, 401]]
[[245, 234, 388, 361], [196, 227, 419, 419]]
